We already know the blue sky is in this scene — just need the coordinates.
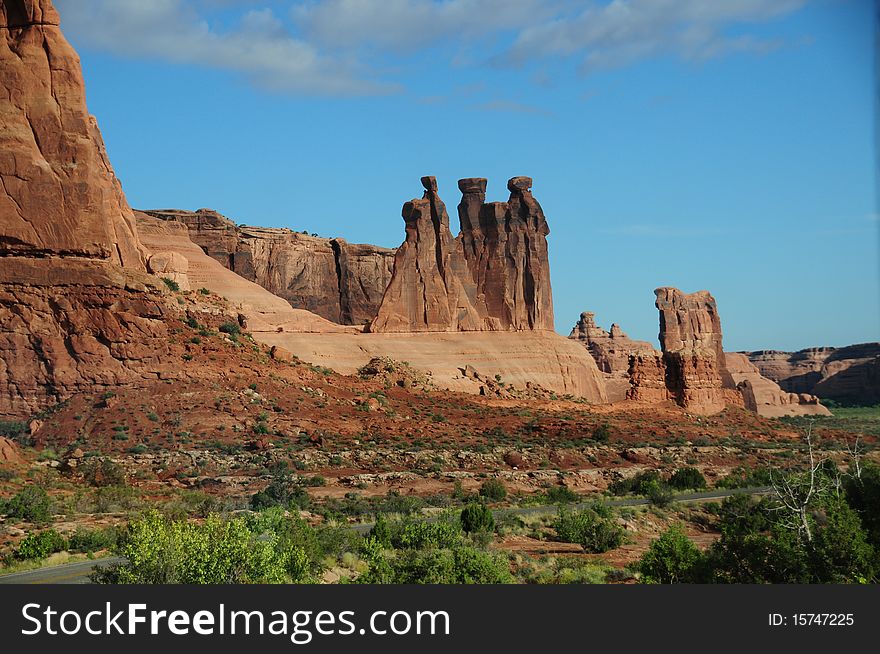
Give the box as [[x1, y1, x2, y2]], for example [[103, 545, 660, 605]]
[[55, 0, 878, 351]]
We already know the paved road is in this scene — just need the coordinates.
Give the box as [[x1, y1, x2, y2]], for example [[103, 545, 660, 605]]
[[0, 486, 772, 584], [0, 556, 126, 585]]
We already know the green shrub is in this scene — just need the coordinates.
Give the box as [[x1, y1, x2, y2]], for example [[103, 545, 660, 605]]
[[95, 511, 309, 584], [161, 277, 180, 292], [668, 467, 707, 491], [460, 503, 495, 534], [638, 525, 704, 583], [359, 544, 512, 584], [479, 478, 507, 502], [608, 470, 661, 496], [81, 457, 126, 487], [715, 466, 772, 489], [250, 464, 310, 511], [545, 486, 579, 504], [591, 423, 611, 443], [5, 485, 51, 523], [394, 519, 462, 550], [198, 288, 211, 295], [68, 526, 120, 553], [16, 529, 67, 560], [646, 480, 674, 507], [554, 504, 624, 553], [219, 322, 241, 338]]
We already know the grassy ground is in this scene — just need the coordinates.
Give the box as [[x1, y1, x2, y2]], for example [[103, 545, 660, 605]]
[[778, 405, 880, 439]]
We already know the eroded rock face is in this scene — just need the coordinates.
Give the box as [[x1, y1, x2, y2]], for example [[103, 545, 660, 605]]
[[372, 176, 555, 333], [748, 344, 880, 406], [568, 311, 655, 401], [724, 352, 828, 417], [371, 176, 490, 332], [458, 176, 554, 331], [0, 0, 173, 417], [0, 0, 144, 268], [143, 209, 395, 326], [653, 288, 727, 414], [147, 251, 190, 291], [626, 351, 669, 403]]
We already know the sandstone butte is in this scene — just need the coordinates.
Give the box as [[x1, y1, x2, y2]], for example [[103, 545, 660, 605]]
[[613, 288, 830, 417], [0, 0, 839, 419]]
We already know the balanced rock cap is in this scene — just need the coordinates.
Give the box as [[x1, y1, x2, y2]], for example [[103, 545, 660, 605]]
[[420, 176, 438, 193], [458, 178, 488, 194], [507, 176, 533, 193]]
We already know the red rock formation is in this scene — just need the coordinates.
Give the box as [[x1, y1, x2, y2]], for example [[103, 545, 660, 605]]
[[748, 344, 880, 406], [724, 352, 828, 417], [0, 0, 172, 417], [371, 176, 489, 332], [569, 311, 655, 401], [653, 288, 727, 414], [457, 176, 554, 331], [372, 175, 555, 333], [626, 351, 669, 403], [0, 0, 144, 269], [143, 209, 395, 326]]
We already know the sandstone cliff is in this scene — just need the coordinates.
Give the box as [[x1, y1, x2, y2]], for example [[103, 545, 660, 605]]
[[748, 343, 880, 406], [0, 0, 144, 269], [142, 209, 395, 326], [0, 0, 174, 416]]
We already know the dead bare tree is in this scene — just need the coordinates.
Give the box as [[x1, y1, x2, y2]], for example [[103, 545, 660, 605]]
[[769, 421, 828, 542], [845, 435, 864, 482]]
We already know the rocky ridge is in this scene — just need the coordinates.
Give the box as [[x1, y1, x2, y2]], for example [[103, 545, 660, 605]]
[[142, 209, 395, 326]]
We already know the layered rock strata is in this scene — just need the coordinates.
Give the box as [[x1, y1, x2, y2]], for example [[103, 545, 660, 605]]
[[0, 0, 173, 416], [568, 311, 654, 401], [142, 209, 395, 326], [748, 344, 880, 405], [371, 176, 554, 332]]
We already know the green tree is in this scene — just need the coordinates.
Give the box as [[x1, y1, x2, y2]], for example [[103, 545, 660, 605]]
[[479, 479, 507, 502], [638, 525, 704, 583], [460, 503, 495, 534], [554, 504, 624, 553], [5, 485, 51, 523], [96, 511, 310, 584], [668, 467, 707, 491]]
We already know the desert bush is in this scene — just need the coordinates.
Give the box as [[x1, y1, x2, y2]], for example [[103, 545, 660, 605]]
[[81, 457, 126, 487], [591, 423, 612, 443], [95, 511, 309, 584], [250, 464, 310, 511], [668, 467, 707, 490], [715, 466, 772, 489], [646, 480, 674, 507], [479, 478, 507, 502], [638, 525, 704, 583], [161, 277, 180, 292], [16, 529, 67, 560], [359, 543, 511, 584], [553, 504, 624, 553], [545, 486, 579, 504], [219, 322, 241, 338], [5, 485, 51, 523], [68, 526, 120, 553], [608, 470, 661, 496], [460, 503, 495, 534], [393, 518, 462, 550]]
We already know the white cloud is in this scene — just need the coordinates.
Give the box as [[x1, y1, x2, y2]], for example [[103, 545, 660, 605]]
[[54, 0, 396, 95], [501, 0, 805, 72], [53, 0, 808, 95], [292, 0, 563, 52]]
